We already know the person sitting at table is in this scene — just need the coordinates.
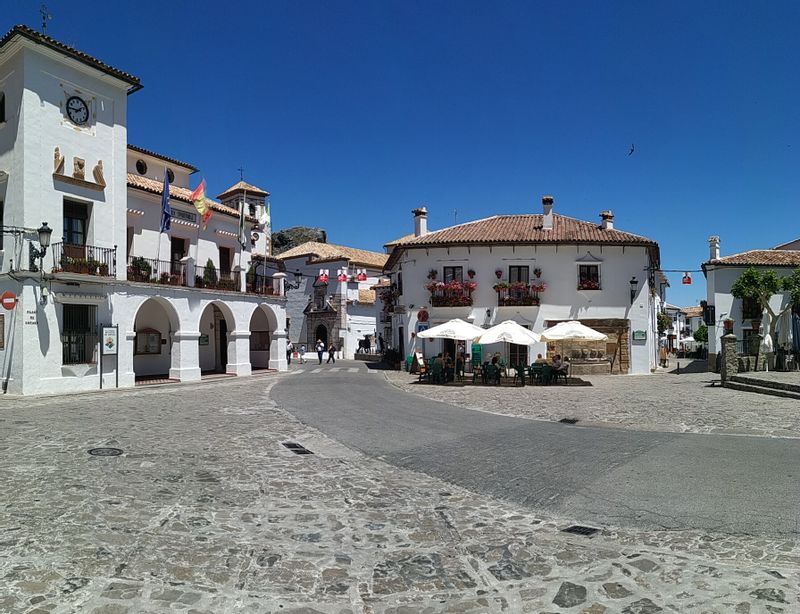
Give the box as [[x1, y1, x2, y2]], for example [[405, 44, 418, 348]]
[[443, 352, 455, 382], [455, 353, 465, 379], [552, 354, 568, 373], [491, 354, 499, 366], [534, 353, 547, 364], [434, 353, 444, 367]]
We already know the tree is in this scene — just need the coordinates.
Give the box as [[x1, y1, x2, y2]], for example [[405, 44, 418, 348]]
[[657, 311, 672, 336], [693, 324, 708, 342], [730, 266, 800, 345]]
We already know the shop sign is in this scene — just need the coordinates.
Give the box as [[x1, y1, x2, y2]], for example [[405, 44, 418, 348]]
[[632, 330, 647, 341]]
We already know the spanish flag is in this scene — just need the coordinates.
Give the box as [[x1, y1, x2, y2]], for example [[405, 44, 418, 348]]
[[190, 179, 212, 229]]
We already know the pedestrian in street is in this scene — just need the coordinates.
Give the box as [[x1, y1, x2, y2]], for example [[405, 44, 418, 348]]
[[286, 341, 294, 366], [327, 343, 337, 364], [378, 333, 385, 354], [299, 344, 307, 364], [316, 339, 325, 364]]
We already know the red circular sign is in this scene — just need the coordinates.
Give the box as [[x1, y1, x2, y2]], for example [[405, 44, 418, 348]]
[[1, 291, 17, 310]]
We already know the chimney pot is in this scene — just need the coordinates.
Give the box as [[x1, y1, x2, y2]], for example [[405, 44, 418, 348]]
[[600, 210, 614, 230], [412, 207, 428, 237], [541, 195, 554, 230], [708, 235, 720, 261]]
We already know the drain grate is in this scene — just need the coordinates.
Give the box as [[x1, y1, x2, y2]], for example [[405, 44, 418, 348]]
[[88, 447, 123, 457], [558, 418, 579, 425], [561, 524, 600, 537], [282, 442, 313, 455]]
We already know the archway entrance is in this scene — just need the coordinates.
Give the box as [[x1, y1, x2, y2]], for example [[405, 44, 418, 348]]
[[133, 297, 179, 383], [249, 306, 273, 371], [198, 303, 235, 375], [315, 324, 328, 347]]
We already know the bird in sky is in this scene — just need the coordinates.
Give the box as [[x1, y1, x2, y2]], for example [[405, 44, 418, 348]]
[[628, 143, 635, 156]]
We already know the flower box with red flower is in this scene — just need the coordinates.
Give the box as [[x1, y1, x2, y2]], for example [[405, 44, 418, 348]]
[[577, 280, 601, 290]]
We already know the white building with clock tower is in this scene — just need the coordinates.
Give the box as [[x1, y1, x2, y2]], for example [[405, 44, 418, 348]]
[[0, 25, 288, 396]]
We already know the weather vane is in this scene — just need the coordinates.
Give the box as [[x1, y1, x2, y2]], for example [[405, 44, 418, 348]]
[[40, 4, 52, 35]]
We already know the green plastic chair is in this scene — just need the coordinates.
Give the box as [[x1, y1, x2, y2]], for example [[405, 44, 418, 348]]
[[529, 363, 544, 384], [513, 365, 526, 387], [431, 362, 445, 384]]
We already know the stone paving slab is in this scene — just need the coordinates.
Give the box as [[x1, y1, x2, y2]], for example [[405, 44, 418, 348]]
[[0, 376, 798, 613], [384, 369, 800, 439]]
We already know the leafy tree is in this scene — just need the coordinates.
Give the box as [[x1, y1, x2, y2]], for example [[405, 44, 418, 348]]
[[657, 312, 672, 335], [693, 323, 708, 342], [730, 266, 800, 345], [203, 258, 218, 286]]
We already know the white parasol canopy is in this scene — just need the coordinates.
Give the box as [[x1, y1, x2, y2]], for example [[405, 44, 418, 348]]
[[540, 320, 608, 342], [478, 320, 541, 345], [417, 318, 485, 341]]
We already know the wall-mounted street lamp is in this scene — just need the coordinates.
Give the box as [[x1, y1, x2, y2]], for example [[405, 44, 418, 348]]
[[28, 222, 53, 273], [629, 276, 639, 305], [284, 269, 304, 291]]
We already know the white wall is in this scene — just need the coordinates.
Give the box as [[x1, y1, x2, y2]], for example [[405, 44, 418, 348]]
[[389, 243, 657, 373]]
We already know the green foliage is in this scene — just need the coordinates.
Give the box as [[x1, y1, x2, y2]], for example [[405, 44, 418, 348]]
[[203, 258, 218, 286], [657, 312, 672, 335], [693, 323, 708, 342], [731, 266, 800, 315]]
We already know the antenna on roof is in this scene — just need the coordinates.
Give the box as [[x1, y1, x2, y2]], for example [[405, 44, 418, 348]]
[[39, 4, 52, 35]]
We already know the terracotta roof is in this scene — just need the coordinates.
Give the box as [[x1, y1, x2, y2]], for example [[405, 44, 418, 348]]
[[276, 241, 388, 269], [358, 289, 376, 304], [217, 181, 269, 200], [706, 250, 800, 267], [385, 213, 659, 270], [682, 306, 703, 318], [0, 25, 141, 93], [399, 214, 657, 247], [384, 233, 415, 248], [371, 279, 392, 289], [128, 145, 198, 172], [127, 173, 257, 222]]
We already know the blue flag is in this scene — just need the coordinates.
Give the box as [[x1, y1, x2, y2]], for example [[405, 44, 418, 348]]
[[160, 168, 171, 233]]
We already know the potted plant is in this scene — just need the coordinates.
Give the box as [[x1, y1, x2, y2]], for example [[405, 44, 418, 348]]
[[98, 263, 109, 276], [533, 268, 542, 278], [467, 269, 476, 279], [427, 269, 438, 280], [495, 269, 503, 279]]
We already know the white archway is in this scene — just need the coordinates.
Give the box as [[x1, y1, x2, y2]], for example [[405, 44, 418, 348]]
[[132, 297, 181, 380], [198, 301, 237, 374]]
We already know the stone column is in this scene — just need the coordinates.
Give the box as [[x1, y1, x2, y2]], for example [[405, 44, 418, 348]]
[[169, 331, 202, 382], [273, 272, 287, 296], [226, 330, 252, 376], [720, 333, 738, 382], [234, 265, 246, 293], [270, 328, 288, 371]]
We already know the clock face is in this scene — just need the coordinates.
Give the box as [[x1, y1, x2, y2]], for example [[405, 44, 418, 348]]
[[66, 96, 89, 125]]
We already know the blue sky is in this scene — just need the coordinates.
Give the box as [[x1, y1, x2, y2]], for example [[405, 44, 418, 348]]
[[6, 1, 800, 306]]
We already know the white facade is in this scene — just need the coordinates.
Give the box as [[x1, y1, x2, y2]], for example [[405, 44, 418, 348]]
[[0, 26, 287, 395], [280, 251, 384, 359], [385, 205, 663, 374]]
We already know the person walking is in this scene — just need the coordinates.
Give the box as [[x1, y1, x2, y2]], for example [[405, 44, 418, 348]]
[[286, 341, 294, 366], [316, 339, 325, 364], [299, 344, 307, 364], [327, 343, 337, 364]]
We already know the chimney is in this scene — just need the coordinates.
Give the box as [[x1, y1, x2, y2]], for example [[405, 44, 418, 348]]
[[600, 210, 614, 230], [708, 235, 720, 260], [412, 207, 428, 237], [542, 195, 554, 231]]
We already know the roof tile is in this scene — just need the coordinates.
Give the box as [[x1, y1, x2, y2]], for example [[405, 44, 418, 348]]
[[277, 241, 388, 269], [217, 180, 269, 200], [707, 250, 800, 266]]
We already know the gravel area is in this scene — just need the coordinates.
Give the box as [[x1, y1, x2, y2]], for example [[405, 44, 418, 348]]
[[385, 365, 800, 438]]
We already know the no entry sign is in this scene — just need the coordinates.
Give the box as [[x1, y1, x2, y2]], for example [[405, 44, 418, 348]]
[[1, 291, 17, 310]]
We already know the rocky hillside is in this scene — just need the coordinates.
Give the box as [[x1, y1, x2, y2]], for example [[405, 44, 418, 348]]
[[271, 227, 327, 255]]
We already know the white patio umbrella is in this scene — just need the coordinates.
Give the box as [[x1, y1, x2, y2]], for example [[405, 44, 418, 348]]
[[540, 320, 608, 342], [477, 320, 542, 345], [417, 318, 485, 341]]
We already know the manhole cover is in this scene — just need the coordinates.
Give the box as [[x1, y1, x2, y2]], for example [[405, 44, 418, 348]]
[[558, 418, 579, 425], [561, 524, 600, 537], [88, 447, 123, 457], [281, 442, 314, 455]]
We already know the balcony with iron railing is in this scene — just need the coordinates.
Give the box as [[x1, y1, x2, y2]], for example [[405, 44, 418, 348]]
[[195, 263, 241, 292], [246, 272, 281, 296], [127, 256, 187, 286], [52, 242, 117, 277], [426, 280, 475, 307], [495, 282, 544, 307]]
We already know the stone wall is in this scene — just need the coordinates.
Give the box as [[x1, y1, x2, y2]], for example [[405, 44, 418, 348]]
[[545, 318, 630, 374]]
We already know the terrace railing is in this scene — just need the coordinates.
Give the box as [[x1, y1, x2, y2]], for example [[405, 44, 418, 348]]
[[195, 264, 241, 292], [127, 256, 186, 286], [246, 273, 281, 296], [52, 243, 116, 277]]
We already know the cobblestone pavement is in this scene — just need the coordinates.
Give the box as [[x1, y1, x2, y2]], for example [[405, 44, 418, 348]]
[[384, 366, 800, 438], [1, 376, 799, 613]]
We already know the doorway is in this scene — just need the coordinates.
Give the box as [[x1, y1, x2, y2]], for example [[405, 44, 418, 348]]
[[398, 326, 405, 360], [315, 324, 328, 347], [218, 318, 228, 370]]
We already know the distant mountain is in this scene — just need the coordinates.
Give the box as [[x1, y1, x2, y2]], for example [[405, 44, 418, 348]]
[[271, 226, 327, 255]]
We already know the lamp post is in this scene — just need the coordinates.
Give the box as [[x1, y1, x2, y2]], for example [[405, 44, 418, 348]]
[[284, 269, 304, 291], [28, 222, 53, 273], [629, 276, 639, 305]]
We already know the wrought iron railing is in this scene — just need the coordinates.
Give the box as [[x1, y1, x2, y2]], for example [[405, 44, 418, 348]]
[[246, 273, 280, 296], [196, 264, 240, 292], [127, 256, 186, 286], [496, 284, 541, 307], [52, 243, 116, 277]]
